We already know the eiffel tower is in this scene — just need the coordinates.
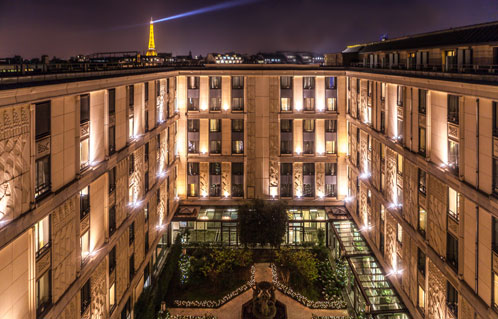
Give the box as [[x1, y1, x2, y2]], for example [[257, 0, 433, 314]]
[[146, 18, 157, 56]]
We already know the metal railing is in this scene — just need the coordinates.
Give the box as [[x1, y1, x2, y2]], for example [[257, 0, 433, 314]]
[[350, 62, 498, 74]]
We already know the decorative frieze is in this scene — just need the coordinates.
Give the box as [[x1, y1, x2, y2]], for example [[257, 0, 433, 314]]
[[293, 162, 303, 197], [428, 260, 446, 319], [221, 162, 231, 197], [90, 259, 107, 318], [199, 162, 209, 197], [427, 175, 447, 257]]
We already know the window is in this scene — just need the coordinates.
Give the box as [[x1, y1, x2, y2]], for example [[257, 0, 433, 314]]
[[128, 85, 134, 108], [109, 283, 116, 313], [35, 215, 50, 257], [81, 230, 90, 262], [326, 97, 337, 112], [281, 97, 292, 111], [303, 120, 315, 154], [303, 77, 315, 89], [303, 97, 315, 111], [448, 187, 459, 220], [187, 162, 199, 197], [325, 163, 337, 197], [419, 127, 426, 155], [448, 140, 459, 173], [109, 205, 116, 236], [381, 83, 386, 101], [325, 120, 337, 154], [210, 97, 221, 111], [121, 298, 131, 319], [80, 186, 90, 219], [281, 76, 292, 89], [128, 114, 134, 140], [231, 163, 244, 197], [419, 89, 427, 114], [356, 79, 360, 93], [188, 76, 199, 89], [232, 76, 244, 89], [36, 101, 51, 138], [80, 135, 90, 170], [35, 156, 51, 198], [109, 246, 116, 274], [232, 97, 244, 111], [210, 76, 221, 89], [187, 119, 200, 154], [80, 94, 90, 123], [347, 77, 350, 91], [367, 80, 372, 97], [417, 285, 425, 311], [129, 154, 135, 175], [396, 223, 402, 245], [417, 248, 426, 276], [156, 80, 161, 97], [380, 111, 385, 133], [493, 217, 498, 254], [494, 159, 498, 194], [397, 154, 403, 176], [447, 282, 458, 318], [232, 119, 244, 154], [325, 120, 337, 133], [418, 169, 426, 195], [109, 126, 116, 155], [494, 273, 498, 309], [325, 77, 336, 89], [144, 82, 149, 102], [397, 85, 404, 106], [280, 120, 293, 155], [303, 163, 315, 197], [447, 233, 458, 272], [108, 167, 116, 194], [448, 95, 460, 125], [418, 207, 427, 237], [80, 280, 91, 315], [209, 119, 221, 154], [210, 162, 221, 197], [129, 222, 135, 245], [36, 270, 51, 316], [187, 97, 199, 111], [280, 163, 293, 197], [493, 102, 498, 137]]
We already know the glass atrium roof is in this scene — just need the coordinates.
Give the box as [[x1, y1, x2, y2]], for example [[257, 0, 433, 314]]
[[332, 220, 371, 255]]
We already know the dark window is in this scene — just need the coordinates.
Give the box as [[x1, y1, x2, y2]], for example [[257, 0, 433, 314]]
[[447, 282, 458, 318], [121, 298, 131, 319], [129, 254, 135, 282], [419, 127, 426, 155], [145, 231, 149, 254], [209, 119, 222, 154], [448, 140, 459, 173], [417, 248, 426, 276], [129, 222, 135, 245], [145, 142, 149, 163], [281, 76, 292, 89], [232, 97, 244, 111], [493, 102, 498, 137], [36, 270, 51, 316], [80, 94, 90, 123], [418, 169, 426, 195], [187, 97, 199, 111], [129, 154, 135, 175], [325, 120, 337, 133], [109, 246, 116, 273], [419, 89, 427, 114], [448, 95, 460, 124], [397, 86, 404, 106], [446, 233, 458, 272], [209, 162, 221, 197], [280, 163, 293, 197], [109, 205, 116, 236], [232, 119, 244, 154], [210, 76, 221, 89], [144, 82, 149, 101], [303, 120, 315, 155], [232, 76, 244, 89], [303, 163, 315, 197], [80, 186, 90, 219], [494, 159, 498, 194], [188, 119, 200, 154], [109, 167, 116, 193], [188, 76, 199, 89], [145, 172, 149, 192], [155, 80, 161, 97], [128, 85, 134, 107], [108, 89, 116, 114], [35, 156, 51, 198], [36, 101, 51, 139], [109, 126, 116, 154], [325, 77, 336, 89], [303, 77, 315, 89], [81, 280, 91, 315], [231, 162, 244, 197], [493, 217, 498, 254], [187, 162, 199, 197], [356, 78, 360, 93], [380, 111, 385, 133]]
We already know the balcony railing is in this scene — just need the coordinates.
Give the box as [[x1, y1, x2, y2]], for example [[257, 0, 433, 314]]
[[350, 62, 498, 75]]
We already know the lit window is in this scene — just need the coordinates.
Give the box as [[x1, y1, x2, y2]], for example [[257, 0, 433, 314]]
[[80, 137, 89, 169], [81, 230, 90, 262], [418, 285, 425, 310], [448, 187, 459, 220], [36, 270, 51, 316], [109, 283, 116, 312], [493, 273, 498, 308], [326, 97, 336, 111], [129, 116, 134, 139], [281, 98, 292, 111], [35, 215, 50, 257], [397, 223, 402, 245], [418, 207, 427, 237]]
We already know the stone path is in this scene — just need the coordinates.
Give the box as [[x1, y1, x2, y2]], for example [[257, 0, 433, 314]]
[[168, 263, 349, 319]]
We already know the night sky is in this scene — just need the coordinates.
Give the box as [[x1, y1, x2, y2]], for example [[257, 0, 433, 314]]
[[1, 0, 497, 59]]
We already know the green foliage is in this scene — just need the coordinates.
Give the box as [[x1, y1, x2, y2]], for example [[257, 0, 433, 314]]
[[317, 258, 348, 300], [317, 228, 325, 247], [238, 199, 288, 248], [134, 235, 182, 319], [275, 248, 319, 283], [189, 248, 253, 285]]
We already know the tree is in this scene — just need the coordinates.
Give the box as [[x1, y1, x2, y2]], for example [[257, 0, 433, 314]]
[[238, 199, 288, 248]]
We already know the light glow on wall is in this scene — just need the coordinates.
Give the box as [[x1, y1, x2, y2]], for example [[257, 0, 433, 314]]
[[295, 147, 302, 155], [270, 186, 278, 198]]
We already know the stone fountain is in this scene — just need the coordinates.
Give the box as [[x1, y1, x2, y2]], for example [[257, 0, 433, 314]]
[[242, 281, 286, 319]]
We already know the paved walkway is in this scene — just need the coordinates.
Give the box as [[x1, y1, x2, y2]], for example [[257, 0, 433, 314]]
[[168, 263, 349, 319]]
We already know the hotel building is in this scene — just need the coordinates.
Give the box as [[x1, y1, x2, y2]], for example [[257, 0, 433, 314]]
[[1, 21, 498, 319]]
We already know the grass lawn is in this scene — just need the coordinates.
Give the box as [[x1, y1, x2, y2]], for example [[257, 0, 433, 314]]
[[166, 266, 251, 304]]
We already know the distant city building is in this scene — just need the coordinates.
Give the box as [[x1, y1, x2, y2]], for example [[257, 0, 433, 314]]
[[206, 52, 245, 64]]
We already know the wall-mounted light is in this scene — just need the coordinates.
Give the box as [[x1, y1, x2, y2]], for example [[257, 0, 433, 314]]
[[202, 191, 208, 198], [129, 200, 142, 208], [345, 196, 354, 203], [157, 170, 167, 178], [440, 163, 447, 169], [386, 268, 404, 277], [359, 172, 371, 180], [295, 147, 302, 155], [224, 191, 230, 198], [317, 191, 324, 199], [201, 148, 207, 155], [223, 104, 229, 111], [270, 186, 278, 199], [359, 224, 373, 232], [296, 190, 302, 198]]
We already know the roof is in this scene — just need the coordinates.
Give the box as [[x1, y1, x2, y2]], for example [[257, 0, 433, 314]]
[[344, 20, 498, 53]]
